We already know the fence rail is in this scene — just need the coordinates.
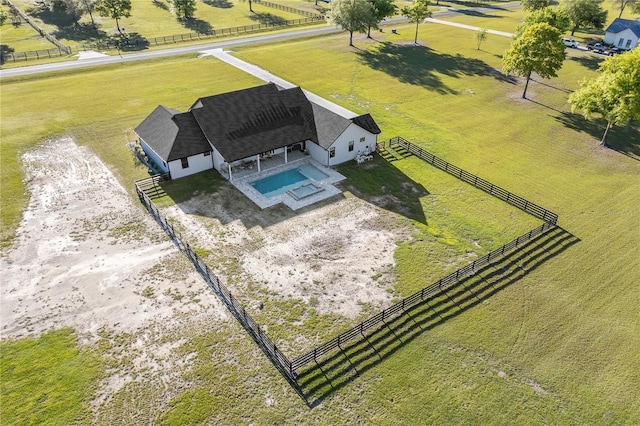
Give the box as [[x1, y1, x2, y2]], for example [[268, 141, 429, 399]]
[[134, 135, 560, 385], [134, 177, 297, 382], [253, 0, 321, 17], [84, 16, 324, 50], [388, 137, 558, 225], [2, 0, 71, 54], [1, 47, 70, 63]]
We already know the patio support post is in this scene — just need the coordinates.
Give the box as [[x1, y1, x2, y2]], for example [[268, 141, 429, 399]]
[[284, 147, 288, 164], [256, 154, 261, 172], [228, 163, 233, 181]]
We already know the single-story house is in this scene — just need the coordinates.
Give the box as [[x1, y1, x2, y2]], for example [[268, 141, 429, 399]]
[[604, 18, 640, 50], [134, 83, 381, 180]]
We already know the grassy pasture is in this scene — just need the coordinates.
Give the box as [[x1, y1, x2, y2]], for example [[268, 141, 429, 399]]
[[1, 14, 639, 426]]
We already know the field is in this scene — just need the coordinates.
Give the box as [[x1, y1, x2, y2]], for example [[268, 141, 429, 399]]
[[1, 7, 639, 426]]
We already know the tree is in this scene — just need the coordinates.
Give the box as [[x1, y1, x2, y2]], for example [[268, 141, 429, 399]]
[[96, 0, 131, 33], [0, 9, 8, 26], [521, 0, 551, 11], [329, 0, 374, 47], [240, 0, 253, 13], [61, 0, 85, 25], [80, 0, 99, 27], [366, 0, 396, 38], [569, 49, 640, 146], [515, 7, 570, 36], [560, 0, 607, 36], [612, 0, 639, 17], [474, 28, 487, 50], [502, 23, 566, 99], [402, 0, 432, 44], [171, 0, 196, 19]]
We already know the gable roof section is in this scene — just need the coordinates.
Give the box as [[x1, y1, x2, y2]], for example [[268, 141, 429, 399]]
[[605, 18, 640, 37], [134, 105, 210, 162], [190, 83, 318, 162], [352, 113, 382, 135], [311, 103, 352, 149]]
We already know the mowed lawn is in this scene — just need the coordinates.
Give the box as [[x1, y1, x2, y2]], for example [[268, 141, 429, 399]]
[[1, 16, 639, 425]]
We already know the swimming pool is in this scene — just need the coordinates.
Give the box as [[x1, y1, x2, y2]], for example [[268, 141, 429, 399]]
[[250, 164, 329, 198]]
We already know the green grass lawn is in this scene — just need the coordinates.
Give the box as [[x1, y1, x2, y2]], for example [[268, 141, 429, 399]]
[[0, 328, 103, 424], [1, 15, 639, 425]]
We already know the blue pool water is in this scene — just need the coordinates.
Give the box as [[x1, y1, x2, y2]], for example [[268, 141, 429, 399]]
[[251, 165, 329, 198]]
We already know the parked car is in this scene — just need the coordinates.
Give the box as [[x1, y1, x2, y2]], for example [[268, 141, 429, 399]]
[[562, 38, 579, 48], [608, 47, 624, 55], [586, 42, 608, 54]]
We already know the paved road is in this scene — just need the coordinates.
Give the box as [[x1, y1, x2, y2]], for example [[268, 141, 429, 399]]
[[0, 2, 520, 79]]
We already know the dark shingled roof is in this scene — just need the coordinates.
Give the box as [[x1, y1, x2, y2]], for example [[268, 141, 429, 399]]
[[606, 18, 640, 37], [352, 113, 382, 135], [191, 84, 318, 162], [134, 105, 210, 162], [136, 83, 382, 164]]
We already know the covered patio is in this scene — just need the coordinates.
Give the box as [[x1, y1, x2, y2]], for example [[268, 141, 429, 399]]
[[220, 148, 310, 181]]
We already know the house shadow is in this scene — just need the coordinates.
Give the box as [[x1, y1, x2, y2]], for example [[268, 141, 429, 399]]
[[555, 113, 640, 160], [293, 226, 580, 407], [180, 18, 214, 35], [202, 0, 234, 8], [249, 12, 288, 26], [155, 154, 428, 229], [336, 156, 429, 225], [357, 42, 516, 94]]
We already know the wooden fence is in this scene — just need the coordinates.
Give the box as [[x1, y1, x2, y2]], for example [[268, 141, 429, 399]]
[[2, 0, 71, 54], [1, 47, 70, 63], [84, 16, 324, 50], [387, 137, 558, 225], [135, 177, 297, 382], [134, 137, 559, 384], [254, 0, 322, 17]]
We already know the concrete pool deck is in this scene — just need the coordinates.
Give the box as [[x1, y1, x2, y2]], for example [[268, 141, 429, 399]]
[[231, 158, 346, 210]]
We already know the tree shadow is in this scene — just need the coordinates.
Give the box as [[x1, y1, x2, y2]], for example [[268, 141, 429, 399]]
[[449, 9, 503, 18], [249, 12, 288, 26], [358, 42, 516, 94], [202, 0, 234, 8], [180, 17, 214, 35], [1, 44, 15, 64], [569, 54, 602, 71], [294, 226, 580, 406], [27, 5, 76, 28], [152, 0, 170, 10], [53, 22, 106, 42], [117, 32, 150, 51], [555, 113, 640, 159]]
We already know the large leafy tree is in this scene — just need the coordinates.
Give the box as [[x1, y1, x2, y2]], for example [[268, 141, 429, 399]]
[[366, 0, 396, 38], [502, 23, 566, 99], [521, 0, 551, 11], [402, 0, 432, 44], [171, 0, 196, 19], [569, 49, 640, 146], [329, 0, 374, 46], [95, 0, 131, 33], [515, 7, 570, 36], [560, 0, 607, 36]]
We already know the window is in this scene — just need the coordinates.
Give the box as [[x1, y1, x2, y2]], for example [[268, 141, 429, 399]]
[[618, 38, 624, 47], [626, 39, 632, 48], [360, 137, 366, 142], [329, 147, 335, 158], [348, 141, 354, 152], [181, 157, 189, 169]]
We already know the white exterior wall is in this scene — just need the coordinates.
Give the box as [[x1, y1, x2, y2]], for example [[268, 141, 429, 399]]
[[306, 140, 329, 165], [168, 152, 213, 179], [211, 147, 226, 172], [139, 137, 169, 173], [327, 124, 377, 167], [604, 28, 639, 49]]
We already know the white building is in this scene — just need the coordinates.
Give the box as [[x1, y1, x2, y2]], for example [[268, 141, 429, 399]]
[[134, 83, 381, 181], [604, 18, 640, 50]]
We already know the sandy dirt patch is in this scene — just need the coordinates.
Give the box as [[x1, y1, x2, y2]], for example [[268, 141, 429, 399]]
[[0, 137, 228, 343]]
